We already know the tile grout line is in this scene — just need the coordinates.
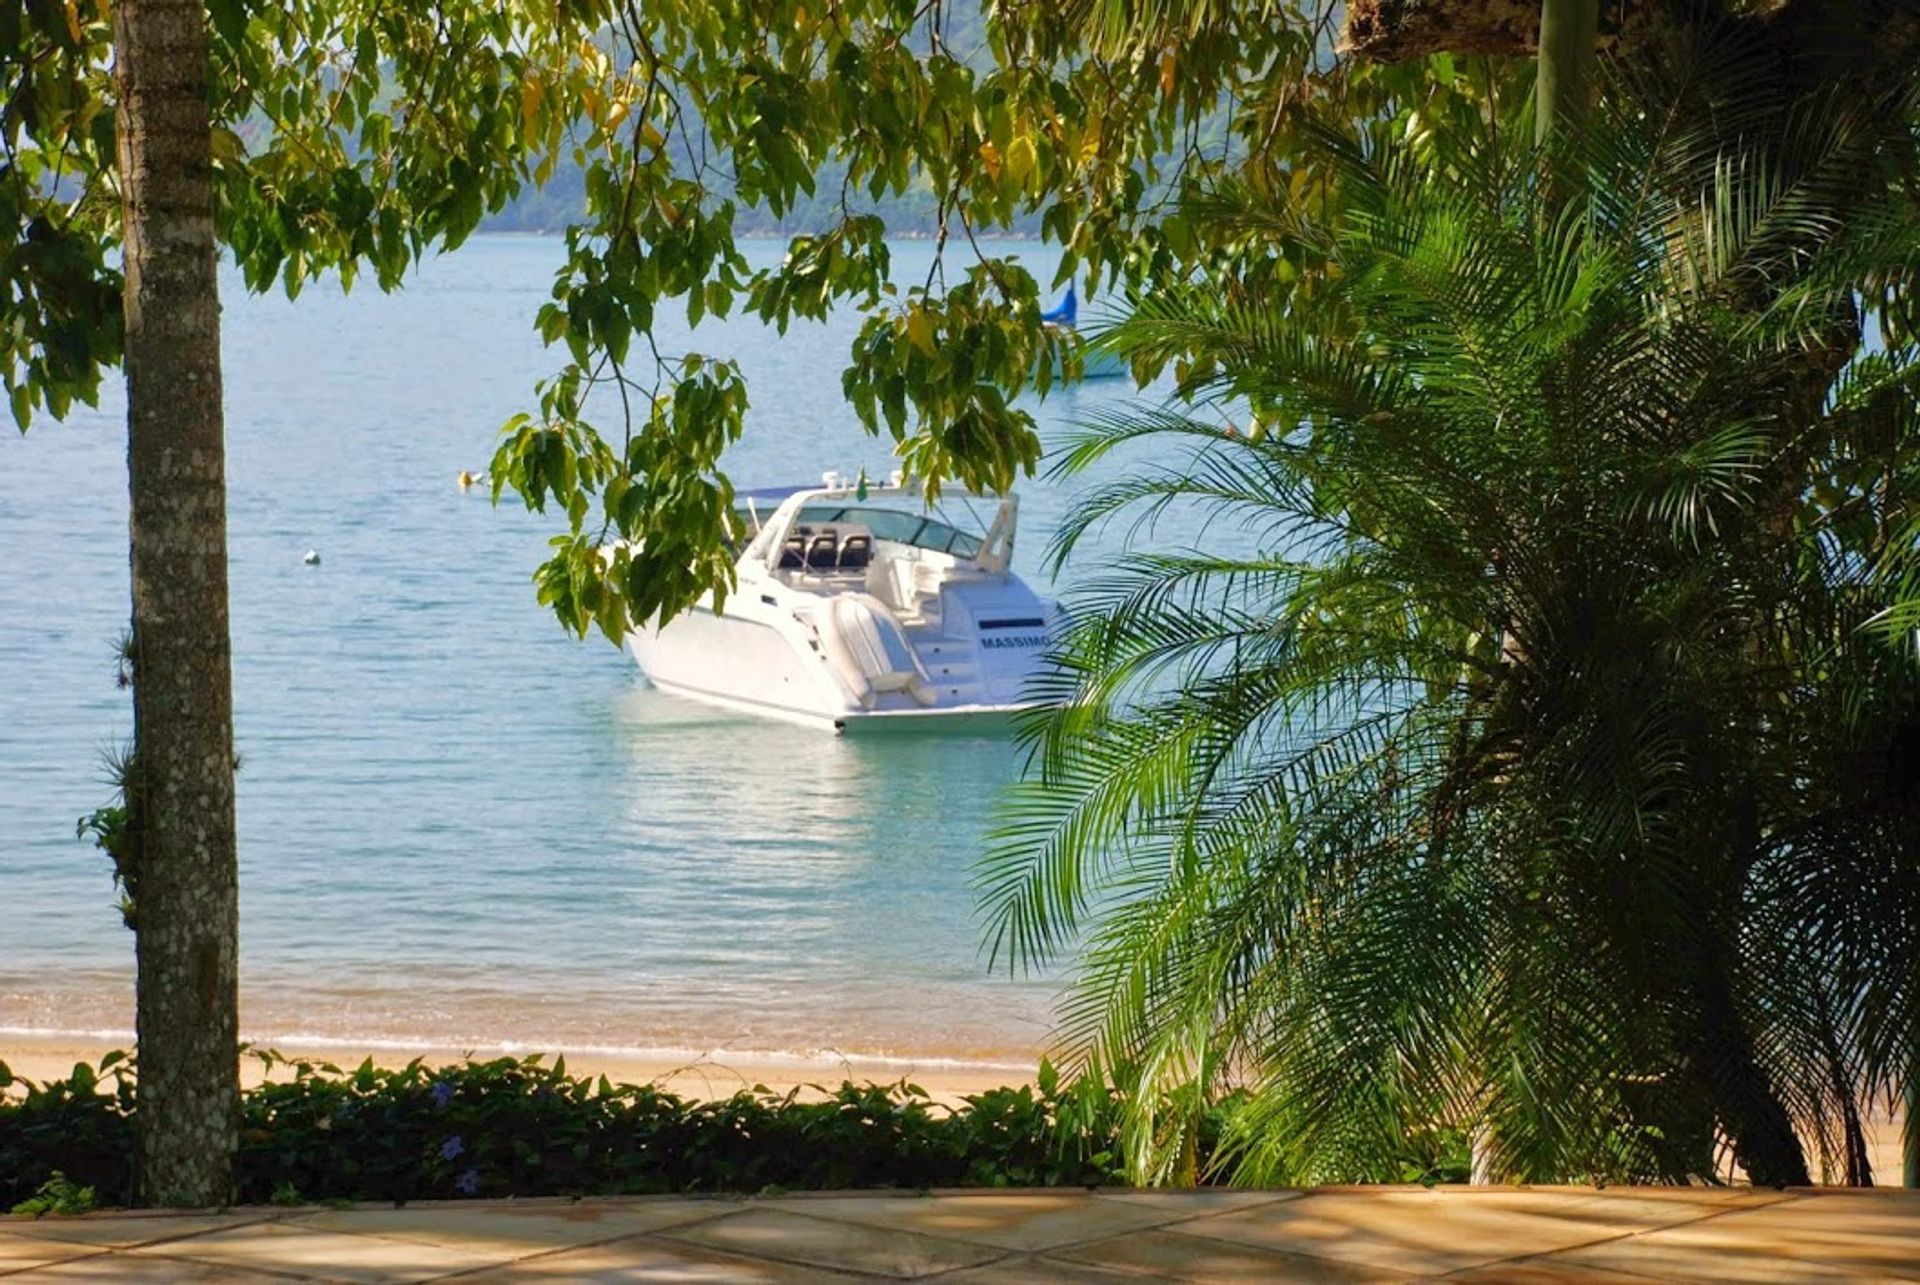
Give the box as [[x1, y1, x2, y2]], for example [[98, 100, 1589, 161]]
[[396, 1204, 757, 1281], [95, 1246, 322, 1282], [908, 1248, 1025, 1281], [0, 1247, 116, 1279], [659, 1195, 1285, 1280], [691, 1197, 1115, 1258], [1141, 1224, 1429, 1280], [98, 1210, 286, 1253], [726, 1189, 1301, 1262], [630, 1226, 956, 1281], [980, 1194, 1308, 1263], [1428, 1189, 1811, 1279]]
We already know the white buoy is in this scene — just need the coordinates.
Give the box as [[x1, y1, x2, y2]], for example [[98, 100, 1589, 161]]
[[302, 549, 321, 566]]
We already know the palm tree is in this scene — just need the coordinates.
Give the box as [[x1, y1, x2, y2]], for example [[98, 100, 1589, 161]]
[[114, 0, 241, 1205], [982, 27, 1920, 1187]]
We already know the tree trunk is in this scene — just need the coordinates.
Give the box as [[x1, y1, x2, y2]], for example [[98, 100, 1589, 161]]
[[1535, 0, 1599, 146], [114, 0, 240, 1208], [1686, 950, 1812, 1187]]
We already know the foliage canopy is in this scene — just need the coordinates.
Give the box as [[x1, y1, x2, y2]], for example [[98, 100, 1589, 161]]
[[985, 16, 1920, 1187], [5, 0, 1368, 636]]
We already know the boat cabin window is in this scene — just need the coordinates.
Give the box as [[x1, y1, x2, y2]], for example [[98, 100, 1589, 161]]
[[789, 504, 983, 559]]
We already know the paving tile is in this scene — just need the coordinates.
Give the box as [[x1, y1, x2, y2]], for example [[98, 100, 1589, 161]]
[[1175, 1189, 1632, 1275], [0, 1231, 106, 1274], [451, 1233, 861, 1281], [289, 1198, 724, 1258], [1518, 1185, 1789, 1206], [4, 1250, 309, 1281], [0, 1212, 271, 1249], [661, 1206, 1001, 1277], [1552, 1241, 1873, 1283], [1091, 1189, 1306, 1217], [124, 1220, 507, 1283], [1446, 1261, 1667, 1283], [1557, 1190, 1920, 1282], [1, 1188, 1905, 1282], [1543, 1192, 1766, 1231], [1060, 1228, 1407, 1282], [763, 1191, 1188, 1252], [942, 1253, 1159, 1282]]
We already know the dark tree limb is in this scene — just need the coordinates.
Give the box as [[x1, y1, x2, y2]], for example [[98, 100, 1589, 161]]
[[1343, 0, 1641, 61], [1345, 0, 1920, 84]]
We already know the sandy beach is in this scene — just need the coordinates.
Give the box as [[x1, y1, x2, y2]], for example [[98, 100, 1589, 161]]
[[0, 1032, 1029, 1105]]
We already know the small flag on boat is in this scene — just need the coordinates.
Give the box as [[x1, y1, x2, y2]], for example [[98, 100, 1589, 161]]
[[856, 469, 869, 501]]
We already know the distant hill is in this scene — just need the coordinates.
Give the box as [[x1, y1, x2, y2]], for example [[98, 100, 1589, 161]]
[[477, 154, 1042, 237], [477, 9, 1040, 238]]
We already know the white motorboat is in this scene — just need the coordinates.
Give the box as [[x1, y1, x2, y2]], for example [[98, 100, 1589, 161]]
[[627, 473, 1056, 733]]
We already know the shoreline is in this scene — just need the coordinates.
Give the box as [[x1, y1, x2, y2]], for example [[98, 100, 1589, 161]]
[[0, 1032, 1032, 1104]]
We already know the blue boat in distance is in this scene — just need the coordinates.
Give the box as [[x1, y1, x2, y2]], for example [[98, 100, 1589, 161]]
[[1042, 285, 1128, 380]]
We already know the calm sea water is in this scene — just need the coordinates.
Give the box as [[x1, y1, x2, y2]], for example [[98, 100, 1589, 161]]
[[0, 237, 1160, 1070]]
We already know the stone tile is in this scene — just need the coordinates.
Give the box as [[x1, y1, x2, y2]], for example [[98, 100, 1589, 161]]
[[125, 1220, 506, 1283], [290, 1199, 724, 1258], [1558, 1190, 1920, 1282], [1509, 1185, 1789, 1207], [0, 1231, 106, 1274], [452, 1234, 860, 1281], [1544, 1192, 1762, 1231], [661, 1206, 1001, 1278], [1177, 1189, 1631, 1275], [942, 1253, 1157, 1282], [5, 1250, 308, 1281], [1553, 1241, 1870, 1283], [764, 1191, 1186, 1252], [1091, 1189, 1305, 1217], [1061, 1228, 1407, 1282], [1446, 1262, 1666, 1283], [0, 1212, 271, 1249]]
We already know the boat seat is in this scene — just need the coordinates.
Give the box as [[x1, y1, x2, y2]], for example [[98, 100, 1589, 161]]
[[806, 534, 838, 570], [780, 536, 806, 569], [838, 535, 872, 570]]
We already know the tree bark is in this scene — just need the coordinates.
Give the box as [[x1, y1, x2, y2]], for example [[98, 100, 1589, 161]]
[[1536, 0, 1600, 146], [1681, 908, 1812, 1187], [114, 0, 240, 1208]]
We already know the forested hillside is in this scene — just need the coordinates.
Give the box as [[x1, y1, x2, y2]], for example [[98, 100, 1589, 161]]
[[476, 5, 1028, 235]]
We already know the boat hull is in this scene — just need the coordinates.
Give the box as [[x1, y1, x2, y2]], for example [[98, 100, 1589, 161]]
[[832, 705, 1035, 736], [631, 601, 1040, 735]]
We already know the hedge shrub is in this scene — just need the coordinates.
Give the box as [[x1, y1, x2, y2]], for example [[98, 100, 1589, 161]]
[[2, 1051, 1159, 1209]]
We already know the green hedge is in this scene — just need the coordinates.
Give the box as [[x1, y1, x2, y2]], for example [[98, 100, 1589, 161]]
[[2, 1052, 1160, 1209]]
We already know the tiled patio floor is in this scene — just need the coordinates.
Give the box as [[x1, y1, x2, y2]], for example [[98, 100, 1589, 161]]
[[2, 1186, 1916, 1281]]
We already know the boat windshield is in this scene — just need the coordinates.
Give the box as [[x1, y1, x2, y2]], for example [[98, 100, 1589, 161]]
[[793, 503, 983, 559]]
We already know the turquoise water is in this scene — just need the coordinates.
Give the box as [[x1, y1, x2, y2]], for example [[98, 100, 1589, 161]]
[[0, 237, 1155, 1070]]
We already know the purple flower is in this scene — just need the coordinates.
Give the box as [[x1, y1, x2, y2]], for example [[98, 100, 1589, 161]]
[[440, 1135, 464, 1161], [455, 1167, 480, 1196], [430, 1081, 455, 1109]]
